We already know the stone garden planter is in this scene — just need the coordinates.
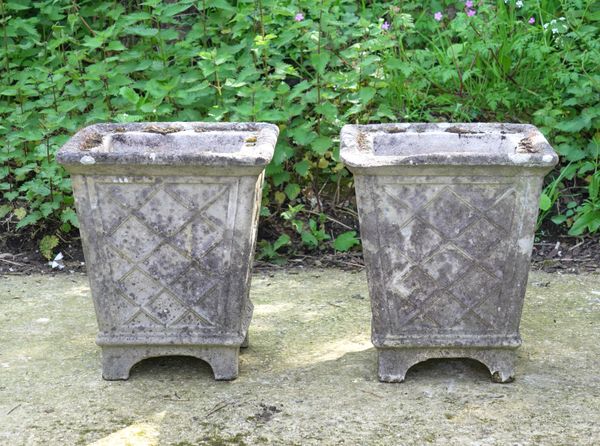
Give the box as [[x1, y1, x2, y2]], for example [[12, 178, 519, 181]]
[[341, 123, 557, 383], [57, 122, 278, 380]]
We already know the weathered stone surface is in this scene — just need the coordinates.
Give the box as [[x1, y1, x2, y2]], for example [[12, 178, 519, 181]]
[[57, 122, 278, 380], [1, 271, 599, 445], [341, 123, 558, 382]]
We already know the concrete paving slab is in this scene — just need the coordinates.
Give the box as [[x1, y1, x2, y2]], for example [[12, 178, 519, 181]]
[[0, 270, 599, 445]]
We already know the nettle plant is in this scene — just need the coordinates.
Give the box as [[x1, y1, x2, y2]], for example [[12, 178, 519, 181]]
[[0, 0, 598, 261]]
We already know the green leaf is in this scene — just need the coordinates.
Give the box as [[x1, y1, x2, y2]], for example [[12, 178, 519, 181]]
[[126, 26, 158, 37], [16, 211, 42, 229], [569, 211, 600, 235], [82, 36, 105, 50], [315, 102, 338, 120], [61, 208, 79, 228], [39, 235, 59, 260], [294, 160, 310, 177], [206, 0, 236, 12], [0, 204, 12, 219], [120, 86, 140, 105], [273, 234, 291, 251], [13, 208, 27, 220], [310, 52, 331, 74], [539, 194, 552, 211], [284, 183, 301, 200], [271, 171, 290, 187], [160, 2, 193, 17], [301, 231, 318, 248], [358, 87, 376, 104], [333, 231, 360, 252], [555, 115, 591, 132], [311, 136, 332, 155]]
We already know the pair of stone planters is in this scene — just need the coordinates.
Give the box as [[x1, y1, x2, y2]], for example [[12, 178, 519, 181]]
[[57, 122, 278, 380], [59, 121, 556, 383]]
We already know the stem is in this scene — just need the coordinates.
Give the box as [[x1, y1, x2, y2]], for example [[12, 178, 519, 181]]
[[46, 136, 54, 201], [50, 75, 58, 112], [257, 0, 268, 79], [213, 56, 222, 102], [316, 0, 323, 132], [202, 0, 207, 46], [0, 0, 10, 80]]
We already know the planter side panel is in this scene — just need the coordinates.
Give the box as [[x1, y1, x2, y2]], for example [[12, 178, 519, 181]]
[[355, 172, 543, 347], [72, 173, 261, 345]]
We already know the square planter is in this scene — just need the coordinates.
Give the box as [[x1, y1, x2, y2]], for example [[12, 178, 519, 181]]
[[341, 123, 557, 383], [57, 122, 278, 380]]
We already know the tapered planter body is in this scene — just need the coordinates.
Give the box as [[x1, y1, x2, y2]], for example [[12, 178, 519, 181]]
[[341, 123, 557, 383], [57, 122, 278, 380]]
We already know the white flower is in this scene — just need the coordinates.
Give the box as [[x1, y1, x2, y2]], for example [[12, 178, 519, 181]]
[[552, 28, 558, 34], [516, 0, 523, 8]]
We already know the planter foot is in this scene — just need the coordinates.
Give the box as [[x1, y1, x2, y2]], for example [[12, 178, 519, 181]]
[[102, 347, 137, 380], [100, 345, 240, 381], [377, 348, 516, 383]]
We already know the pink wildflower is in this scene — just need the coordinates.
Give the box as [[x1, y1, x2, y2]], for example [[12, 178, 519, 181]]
[[434, 12, 443, 21], [465, 0, 474, 8], [467, 9, 476, 17], [528, 17, 535, 24], [381, 21, 390, 31], [294, 12, 304, 22]]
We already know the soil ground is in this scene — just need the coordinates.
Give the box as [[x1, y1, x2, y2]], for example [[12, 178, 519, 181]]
[[1, 231, 598, 276], [0, 269, 599, 445]]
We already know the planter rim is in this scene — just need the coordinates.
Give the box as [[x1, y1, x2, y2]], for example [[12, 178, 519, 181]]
[[340, 123, 558, 169], [56, 122, 278, 168]]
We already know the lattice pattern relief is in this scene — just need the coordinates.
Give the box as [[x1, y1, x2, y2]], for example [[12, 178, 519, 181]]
[[94, 179, 233, 330], [379, 183, 517, 332]]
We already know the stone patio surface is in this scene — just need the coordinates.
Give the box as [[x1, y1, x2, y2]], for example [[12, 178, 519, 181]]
[[0, 269, 599, 445]]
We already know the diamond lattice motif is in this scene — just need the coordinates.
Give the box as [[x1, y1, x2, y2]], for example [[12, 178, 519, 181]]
[[170, 216, 223, 262], [379, 182, 517, 333], [147, 291, 188, 325], [424, 292, 469, 327], [170, 266, 220, 317], [118, 268, 161, 307], [95, 179, 232, 330], [454, 218, 503, 259], [449, 266, 502, 308], [396, 219, 445, 262], [422, 247, 473, 287], [137, 189, 193, 235], [109, 217, 162, 262], [417, 188, 478, 238], [139, 244, 191, 286], [384, 184, 445, 212]]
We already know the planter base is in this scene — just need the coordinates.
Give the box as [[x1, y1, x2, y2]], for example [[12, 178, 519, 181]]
[[378, 347, 515, 384], [241, 332, 250, 349], [101, 345, 240, 381]]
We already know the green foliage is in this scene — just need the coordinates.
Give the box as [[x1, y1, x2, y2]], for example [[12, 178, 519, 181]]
[[333, 231, 360, 252], [39, 234, 59, 260], [258, 233, 290, 264], [0, 0, 598, 260]]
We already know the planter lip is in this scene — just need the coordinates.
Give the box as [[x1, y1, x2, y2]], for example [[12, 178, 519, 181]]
[[340, 122, 558, 169], [56, 121, 278, 168]]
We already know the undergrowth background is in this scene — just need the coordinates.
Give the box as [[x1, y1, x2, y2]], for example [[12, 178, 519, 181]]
[[0, 0, 598, 262]]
